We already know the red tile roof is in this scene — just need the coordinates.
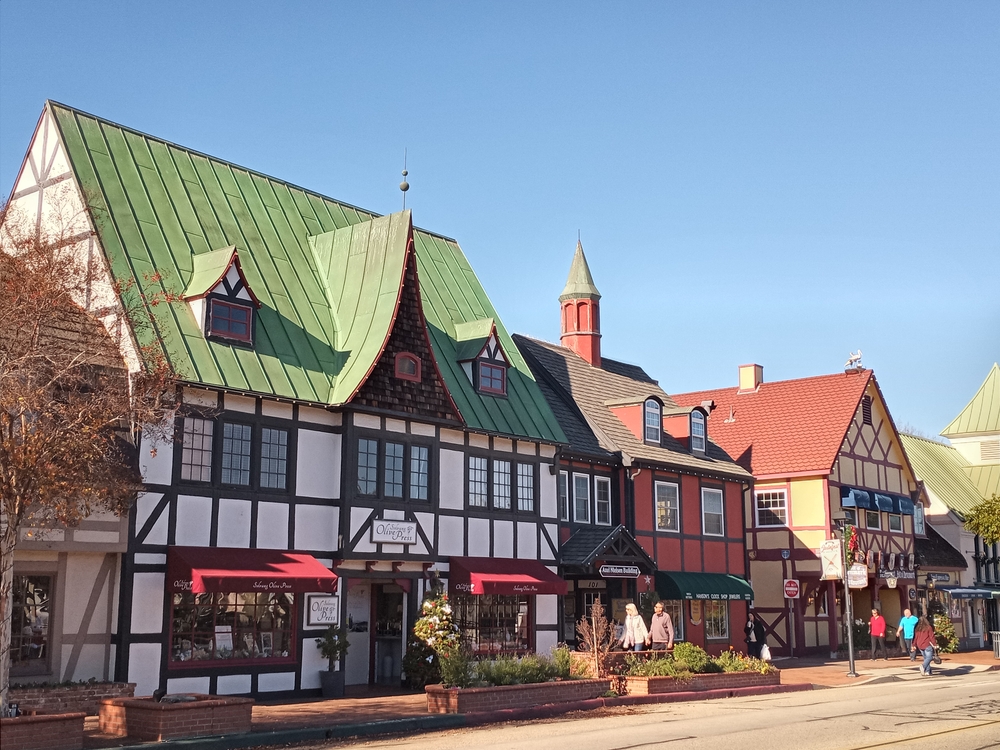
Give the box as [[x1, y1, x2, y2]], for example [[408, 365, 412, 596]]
[[671, 370, 872, 478]]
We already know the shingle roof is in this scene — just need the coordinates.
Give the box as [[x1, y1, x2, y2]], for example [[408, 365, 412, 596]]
[[559, 525, 656, 570], [899, 434, 983, 520], [513, 335, 751, 481], [941, 363, 1000, 438], [671, 370, 872, 477], [47, 102, 564, 442], [915, 525, 968, 570]]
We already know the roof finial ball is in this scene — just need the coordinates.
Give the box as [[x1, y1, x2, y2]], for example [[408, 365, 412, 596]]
[[399, 149, 409, 210]]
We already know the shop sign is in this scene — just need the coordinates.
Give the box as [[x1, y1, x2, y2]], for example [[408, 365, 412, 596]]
[[577, 579, 607, 589], [885, 577, 898, 589], [305, 593, 340, 627], [599, 564, 641, 578], [783, 579, 800, 599], [927, 573, 951, 582], [371, 520, 417, 545], [689, 600, 702, 625], [877, 568, 915, 581], [820, 540, 843, 581], [847, 564, 869, 589]]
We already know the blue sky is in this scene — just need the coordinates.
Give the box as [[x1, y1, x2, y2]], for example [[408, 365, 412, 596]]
[[2, 2, 997, 438]]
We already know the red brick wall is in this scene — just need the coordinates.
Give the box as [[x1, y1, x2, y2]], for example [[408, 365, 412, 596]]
[[99, 695, 253, 741], [8, 682, 134, 716], [625, 670, 780, 695], [0, 712, 85, 750], [426, 678, 610, 714]]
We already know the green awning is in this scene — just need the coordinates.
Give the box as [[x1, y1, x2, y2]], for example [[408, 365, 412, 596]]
[[655, 571, 754, 601]]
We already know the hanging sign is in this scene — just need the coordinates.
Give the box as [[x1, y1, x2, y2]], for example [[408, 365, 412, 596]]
[[820, 540, 843, 581], [783, 579, 800, 599], [848, 563, 869, 589], [886, 578, 898, 589], [305, 594, 340, 627], [599, 564, 641, 579]]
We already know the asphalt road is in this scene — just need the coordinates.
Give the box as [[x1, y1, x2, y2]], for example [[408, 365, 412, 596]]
[[307, 671, 1000, 750]]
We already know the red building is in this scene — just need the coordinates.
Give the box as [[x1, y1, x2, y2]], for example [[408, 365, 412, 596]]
[[515, 243, 754, 653]]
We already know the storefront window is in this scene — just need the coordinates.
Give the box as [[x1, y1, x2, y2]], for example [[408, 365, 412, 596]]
[[170, 592, 295, 665], [11, 575, 52, 676], [452, 594, 530, 654], [704, 600, 728, 640], [661, 599, 685, 641]]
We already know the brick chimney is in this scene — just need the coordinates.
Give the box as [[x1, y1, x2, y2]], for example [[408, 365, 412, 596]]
[[559, 240, 601, 367]]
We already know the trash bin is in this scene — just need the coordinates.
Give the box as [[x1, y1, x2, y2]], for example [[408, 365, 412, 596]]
[[992, 632, 1000, 659]]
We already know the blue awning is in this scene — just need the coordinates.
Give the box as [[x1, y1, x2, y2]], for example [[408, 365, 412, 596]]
[[841, 486, 872, 509], [897, 496, 915, 515], [936, 586, 1000, 600], [840, 486, 914, 515], [874, 493, 897, 512]]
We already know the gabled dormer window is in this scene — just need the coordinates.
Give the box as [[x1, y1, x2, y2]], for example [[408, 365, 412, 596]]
[[395, 352, 421, 382], [183, 246, 261, 347], [691, 410, 706, 452], [455, 318, 509, 397], [478, 361, 506, 395], [644, 399, 661, 443]]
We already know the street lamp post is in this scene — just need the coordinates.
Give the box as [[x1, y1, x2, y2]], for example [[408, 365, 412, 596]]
[[832, 512, 859, 678]]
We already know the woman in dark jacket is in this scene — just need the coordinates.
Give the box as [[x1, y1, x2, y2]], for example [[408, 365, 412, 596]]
[[744, 613, 767, 658]]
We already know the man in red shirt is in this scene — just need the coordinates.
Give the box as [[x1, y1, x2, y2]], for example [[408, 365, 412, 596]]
[[869, 607, 888, 660]]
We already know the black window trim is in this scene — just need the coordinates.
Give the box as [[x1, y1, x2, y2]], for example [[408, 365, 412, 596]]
[[354, 432, 434, 504]]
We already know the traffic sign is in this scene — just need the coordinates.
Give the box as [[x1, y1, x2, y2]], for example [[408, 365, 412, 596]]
[[783, 579, 800, 599]]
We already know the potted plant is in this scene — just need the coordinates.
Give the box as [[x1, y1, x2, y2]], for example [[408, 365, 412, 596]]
[[315, 626, 350, 698]]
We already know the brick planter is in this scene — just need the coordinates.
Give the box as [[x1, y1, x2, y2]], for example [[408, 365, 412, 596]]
[[99, 694, 253, 741], [8, 682, 135, 716], [426, 678, 611, 714], [0, 711, 86, 750], [625, 670, 780, 695]]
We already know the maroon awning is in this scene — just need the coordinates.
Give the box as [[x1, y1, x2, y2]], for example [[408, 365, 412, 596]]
[[167, 547, 337, 594], [449, 557, 567, 596]]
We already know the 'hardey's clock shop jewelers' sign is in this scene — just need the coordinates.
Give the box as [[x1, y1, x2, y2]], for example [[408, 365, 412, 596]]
[[599, 564, 641, 579], [371, 520, 418, 545]]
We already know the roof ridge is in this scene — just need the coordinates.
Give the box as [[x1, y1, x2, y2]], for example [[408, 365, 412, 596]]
[[673, 368, 873, 399], [44, 100, 460, 244]]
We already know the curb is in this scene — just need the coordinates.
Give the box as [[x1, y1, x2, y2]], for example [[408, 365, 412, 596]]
[[94, 683, 809, 750]]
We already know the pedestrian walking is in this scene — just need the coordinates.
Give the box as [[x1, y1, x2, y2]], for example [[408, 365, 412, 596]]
[[621, 603, 650, 651], [869, 607, 887, 660], [744, 612, 766, 659], [896, 608, 918, 660], [911, 616, 939, 676], [649, 601, 674, 651]]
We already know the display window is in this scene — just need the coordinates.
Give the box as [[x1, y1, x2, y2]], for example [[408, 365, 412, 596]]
[[11, 575, 52, 676], [452, 594, 531, 654], [170, 591, 296, 666]]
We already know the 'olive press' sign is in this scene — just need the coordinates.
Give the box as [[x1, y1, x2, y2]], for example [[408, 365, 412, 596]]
[[371, 520, 417, 545]]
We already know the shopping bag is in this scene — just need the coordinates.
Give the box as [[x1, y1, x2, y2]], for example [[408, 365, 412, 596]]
[[760, 644, 772, 662]]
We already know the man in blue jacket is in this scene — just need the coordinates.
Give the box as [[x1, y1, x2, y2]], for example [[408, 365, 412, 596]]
[[896, 608, 919, 661]]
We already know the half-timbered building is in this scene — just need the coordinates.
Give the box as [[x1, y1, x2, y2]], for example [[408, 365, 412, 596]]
[[673, 365, 923, 657], [515, 243, 755, 654], [4, 102, 568, 699]]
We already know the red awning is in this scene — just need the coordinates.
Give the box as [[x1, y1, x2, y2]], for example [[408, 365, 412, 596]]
[[449, 557, 567, 596], [167, 547, 338, 594]]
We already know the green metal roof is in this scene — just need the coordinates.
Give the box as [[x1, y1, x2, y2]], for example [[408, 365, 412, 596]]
[[967, 464, 1000, 500], [453, 318, 495, 362], [941, 363, 1000, 437], [900, 433, 983, 520], [559, 240, 601, 302], [48, 102, 564, 442], [654, 571, 754, 601]]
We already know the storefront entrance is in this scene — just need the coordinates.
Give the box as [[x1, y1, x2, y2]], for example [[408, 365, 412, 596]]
[[344, 581, 406, 686]]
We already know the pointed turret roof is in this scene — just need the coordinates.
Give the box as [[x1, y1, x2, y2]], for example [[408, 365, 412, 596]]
[[941, 363, 1000, 437], [559, 240, 601, 301]]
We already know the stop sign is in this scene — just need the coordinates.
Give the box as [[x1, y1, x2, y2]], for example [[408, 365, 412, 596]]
[[783, 579, 800, 599]]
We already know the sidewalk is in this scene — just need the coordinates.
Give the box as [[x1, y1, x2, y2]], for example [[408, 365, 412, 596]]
[[81, 650, 999, 750]]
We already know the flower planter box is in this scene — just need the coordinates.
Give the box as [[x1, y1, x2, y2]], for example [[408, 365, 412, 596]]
[[426, 678, 610, 714], [99, 694, 253, 741], [0, 711, 86, 750], [8, 682, 135, 715], [624, 670, 780, 695]]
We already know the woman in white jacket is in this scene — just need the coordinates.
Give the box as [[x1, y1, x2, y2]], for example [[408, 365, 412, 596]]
[[621, 603, 650, 651]]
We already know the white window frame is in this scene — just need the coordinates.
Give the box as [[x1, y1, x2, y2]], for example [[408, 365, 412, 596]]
[[755, 489, 788, 527], [888, 513, 903, 533], [704, 600, 729, 640], [594, 477, 612, 526], [558, 471, 569, 522], [468, 455, 488, 508], [655, 481, 680, 532], [690, 410, 706, 452], [865, 509, 881, 530], [516, 463, 535, 513], [913, 505, 925, 535], [644, 399, 661, 443], [573, 473, 591, 523], [701, 487, 725, 537], [661, 599, 684, 641], [843, 508, 858, 526]]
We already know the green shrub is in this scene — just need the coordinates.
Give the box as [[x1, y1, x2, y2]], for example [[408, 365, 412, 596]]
[[672, 642, 712, 674], [713, 649, 775, 674], [474, 653, 565, 686], [551, 644, 573, 679], [623, 653, 689, 678], [933, 614, 958, 654], [439, 648, 473, 688]]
